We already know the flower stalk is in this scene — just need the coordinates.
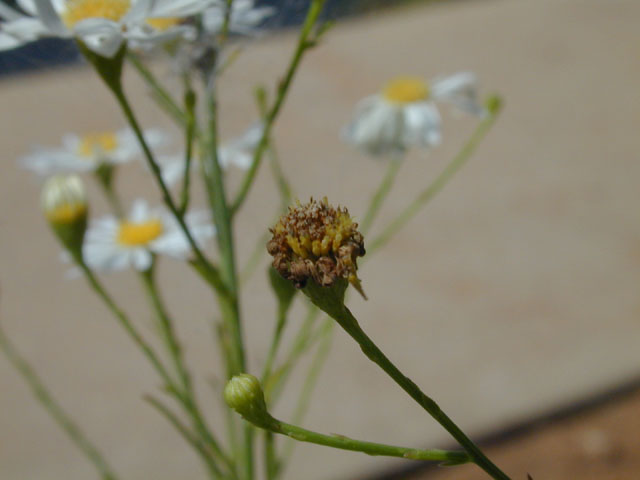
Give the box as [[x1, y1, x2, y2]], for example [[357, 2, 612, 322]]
[[225, 374, 470, 466], [0, 324, 119, 480], [302, 279, 510, 480]]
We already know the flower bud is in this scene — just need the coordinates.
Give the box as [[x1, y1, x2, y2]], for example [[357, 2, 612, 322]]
[[41, 174, 88, 259], [224, 374, 276, 429], [267, 198, 366, 298]]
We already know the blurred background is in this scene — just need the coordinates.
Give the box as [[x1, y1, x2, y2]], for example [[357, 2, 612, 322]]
[[1, 0, 639, 479]]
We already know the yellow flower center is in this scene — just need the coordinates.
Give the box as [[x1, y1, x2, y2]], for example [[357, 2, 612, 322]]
[[77, 132, 119, 158], [146, 17, 181, 31], [117, 219, 164, 246], [62, 0, 131, 28], [382, 77, 430, 104], [46, 204, 87, 225]]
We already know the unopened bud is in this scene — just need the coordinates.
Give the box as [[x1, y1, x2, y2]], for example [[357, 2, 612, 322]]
[[224, 374, 276, 429], [41, 174, 88, 259]]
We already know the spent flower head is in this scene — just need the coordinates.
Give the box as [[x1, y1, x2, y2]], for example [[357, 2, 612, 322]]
[[267, 197, 366, 297]]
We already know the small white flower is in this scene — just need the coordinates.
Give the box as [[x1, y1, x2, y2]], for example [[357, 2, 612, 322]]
[[0, 0, 215, 57], [157, 122, 264, 187], [342, 73, 485, 156], [83, 199, 215, 271], [20, 128, 166, 175], [202, 0, 274, 36]]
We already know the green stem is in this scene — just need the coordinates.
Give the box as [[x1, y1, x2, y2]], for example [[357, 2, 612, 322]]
[[369, 110, 499, 254], [305, 283, 509, 480], [78, 262, 174, 389], [180, 84, 197, 215], [359, 156, 404, 235], [0, 325, 119, 480], [109, 82, 226, 298], [267, 142, 294, 211], [264, 432, 278, 480], [127, 52, 187, 128], [279, 319, 333, 472], [269, 417, 469, 465], [203, 86, 250, 479], [260, 303, 288, 386], [203, 90, 245, 376], [239, 229, 271, 285], [231, 0, 327, 215], [264, 306, 320, 401], [145, 395, 223, 479], [140, 267, 233, 473]]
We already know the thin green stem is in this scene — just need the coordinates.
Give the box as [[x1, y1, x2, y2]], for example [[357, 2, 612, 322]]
[[140, 267, 234, 473], [279, 319, 333, 471], [145, 395, 223, 479], [109, 82, 226, 297], [260, 304, 288, 386], [359, 156, 404, 235], [180, 84, 197, 215], [304, 282, 509, 479], [0, 324, 119, 480], [369, 110, 500, 254], [203, 82, 250, 479], [267, 142, 294, 211], [78, 262, 174, 389], [127, 52, 187, 128], [239, 229, 270, 285], [264, 432, 278, 480], [203, 89, 245, 376], [231, 0, 327, 215], [264, 306, 320, 401], [267, 416, 469, 465]]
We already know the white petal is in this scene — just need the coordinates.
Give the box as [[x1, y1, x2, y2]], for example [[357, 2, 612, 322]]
[[73, 18, 124, 58], [131, 248, 153, 271], [33, 0, 67, 36], [432, 72, 485, 116], [128, 199, 150, 222], [0, 3, 24, 21]]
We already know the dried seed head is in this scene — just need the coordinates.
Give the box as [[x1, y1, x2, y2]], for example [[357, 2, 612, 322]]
[[267, 197, 366, 297]]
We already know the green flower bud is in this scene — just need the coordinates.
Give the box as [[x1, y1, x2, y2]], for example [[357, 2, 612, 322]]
[[224, 374, 277, 429], [41, 174, 88, 261], [485, 94, 503, 116]]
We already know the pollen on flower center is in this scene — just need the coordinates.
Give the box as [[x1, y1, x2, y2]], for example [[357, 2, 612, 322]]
[[382, 77, 430, 104], [62, 0, 131, 28], [117, 219, 164, 246], [267, 198, 366, 296], [77, 132, 119, 158], [146, 17, 181, 31]]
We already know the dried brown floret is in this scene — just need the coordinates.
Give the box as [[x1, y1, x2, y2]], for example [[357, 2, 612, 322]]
[[267, 197, 366, 297]]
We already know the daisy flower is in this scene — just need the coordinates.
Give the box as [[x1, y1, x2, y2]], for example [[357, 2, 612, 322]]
[[202, 0, 274, 36], [83, 199, 215, 271], [342, 72, 485, 156], [20, 128, 166, 175], [0, 0, 215, 58], [156, 122, 264, 187]]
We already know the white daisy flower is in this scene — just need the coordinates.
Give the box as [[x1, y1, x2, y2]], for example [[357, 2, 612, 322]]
[[20, 128, 167, 175], [0, 0, 215, 58], [202, 0, 274, 36], [83, 199, 215, 271], [156, 122, 264, 187], [342, 73, 485, 156]]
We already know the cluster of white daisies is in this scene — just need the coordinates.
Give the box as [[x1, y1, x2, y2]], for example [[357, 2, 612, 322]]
[[30, 124, 262, 273], [6, 1, 487, 274], [0, 0, 275, 57]]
